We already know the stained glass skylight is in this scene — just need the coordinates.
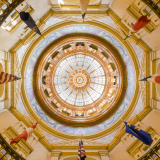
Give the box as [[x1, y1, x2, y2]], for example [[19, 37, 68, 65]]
[[54, 54, 106, 106]]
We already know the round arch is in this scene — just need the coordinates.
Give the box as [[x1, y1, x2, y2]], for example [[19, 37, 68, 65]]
[[19, 20, 140, 140]]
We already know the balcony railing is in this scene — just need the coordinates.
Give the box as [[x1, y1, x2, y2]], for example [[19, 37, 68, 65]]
[[0, 134, 25, 160], [0, 0, 24, 26], [138, 139, 160, 160]]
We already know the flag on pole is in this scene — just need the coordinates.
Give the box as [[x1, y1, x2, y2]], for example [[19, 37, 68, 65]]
[[19, 11, 42, 36], [77, 140, 86, 160], [10, 122, 38, 144], [125, 122, 153, 145], [124, 16, 151, 40], [0, 71, 21, 84], [79, 0, 90, 20], [139, 74, 160, 84]]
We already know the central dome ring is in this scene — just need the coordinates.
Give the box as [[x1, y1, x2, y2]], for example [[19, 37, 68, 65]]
[[69, 70, 90, 91]]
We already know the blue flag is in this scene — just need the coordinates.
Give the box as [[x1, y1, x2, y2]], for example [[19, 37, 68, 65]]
[[124, 122, 153, 145]]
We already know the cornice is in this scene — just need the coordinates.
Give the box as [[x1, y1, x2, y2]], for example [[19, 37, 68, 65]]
[[6, 6, 154, 152], [16, 20, 140, 140], [33, 33, 126, 126]]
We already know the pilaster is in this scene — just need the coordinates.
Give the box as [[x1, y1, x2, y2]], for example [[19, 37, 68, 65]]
[[51, 151, 61, 160], [99, 150, 110, 160]]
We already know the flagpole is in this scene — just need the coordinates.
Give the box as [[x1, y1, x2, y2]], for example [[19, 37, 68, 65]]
[[148, 145, 160, 158], [12, 138, 22, 149]]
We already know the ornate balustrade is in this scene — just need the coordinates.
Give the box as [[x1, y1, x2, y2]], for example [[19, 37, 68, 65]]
[[138, 139, 160, 160], [0, 0, 24, 26], [0, 133, 25, 160]]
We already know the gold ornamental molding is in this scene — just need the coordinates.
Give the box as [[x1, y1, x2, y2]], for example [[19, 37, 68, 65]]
[[33, 34, 126, 126], [17, 20, 140, 140]]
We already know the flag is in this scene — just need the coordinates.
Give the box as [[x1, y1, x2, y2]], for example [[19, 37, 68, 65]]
[[125, 122, 153, 145], [77, 140, 86, 160], [0, 71, 21, 84], [139, 74, 160, 84], [19, 11, 42, 36], [79, 0, 90, 20], [10, 122, 38, 144], [124, 16, 151, 40]]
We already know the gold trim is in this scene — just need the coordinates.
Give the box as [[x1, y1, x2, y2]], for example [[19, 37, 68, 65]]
[[33, 34, 126, 125], [16, 20, 141, 140]]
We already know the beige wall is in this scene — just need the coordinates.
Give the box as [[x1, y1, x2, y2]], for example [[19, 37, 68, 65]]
[[0, 110, 18, 133], [142, 110, 160, 135], [110, 142, 134, 160], [27, 141, 51, 160], [110, 109, 160, 160]]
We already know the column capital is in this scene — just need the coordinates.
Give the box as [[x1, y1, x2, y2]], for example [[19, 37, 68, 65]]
[[151, 98, 160, 109], [98, 150, 109, 156], [99, 150, 110, 160], [51, 151, 61, 158]]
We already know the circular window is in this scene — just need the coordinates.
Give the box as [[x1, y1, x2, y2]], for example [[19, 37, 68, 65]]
[[54, 54, 106, 106]]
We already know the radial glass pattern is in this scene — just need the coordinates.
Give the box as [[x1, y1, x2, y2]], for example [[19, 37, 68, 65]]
[[54, 54, 106, 106]]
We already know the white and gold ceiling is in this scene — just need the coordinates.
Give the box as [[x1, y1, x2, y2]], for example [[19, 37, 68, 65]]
[[0, 0, 156, 150]]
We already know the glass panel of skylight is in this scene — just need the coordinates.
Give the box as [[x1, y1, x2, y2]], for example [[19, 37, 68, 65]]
[[54, 54, 106, 106]]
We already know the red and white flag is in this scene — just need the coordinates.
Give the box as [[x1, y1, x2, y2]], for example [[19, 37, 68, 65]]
[[10, 122, 38, 144], [79, 0, 90, 19], [124, 16, 151, 40], [0, 71, 21, 84], [77, 140, 86, 160], [139, 74, 160, 84]]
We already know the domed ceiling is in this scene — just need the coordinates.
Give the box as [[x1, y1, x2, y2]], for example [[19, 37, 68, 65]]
[[22, 24, 139, 136], [32, 33, 127, 125], [54, 54, 106, 106]]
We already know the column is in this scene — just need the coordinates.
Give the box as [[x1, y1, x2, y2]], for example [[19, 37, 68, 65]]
[[14, 122, 21, 130], [84, 110, 87, 117], [17, 125, 25, 134], [27, 136, 34, 144], [31, 138, 38, 147], [151, 51, 160, 61], [151, 99, 160, 110], [121, 136, 131, 147], [51, 151, 61, 160], [0, 53, 10, 111], [99, 151, 110, 160]]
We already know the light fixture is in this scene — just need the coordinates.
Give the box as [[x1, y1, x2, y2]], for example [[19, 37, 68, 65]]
[[6, 26, 11, 31], [11, 20, 17, 25], [1, 25, 6, 29], [58, 0, 64, 4]]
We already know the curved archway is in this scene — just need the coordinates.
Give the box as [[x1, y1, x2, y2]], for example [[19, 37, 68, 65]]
[[19, 20, 140, 140]]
